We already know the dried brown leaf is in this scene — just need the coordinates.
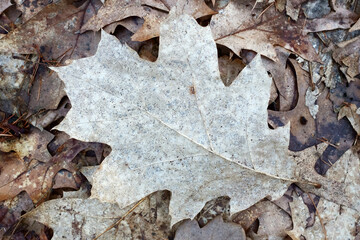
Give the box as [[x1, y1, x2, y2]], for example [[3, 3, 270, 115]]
[[333, 36, 360, 82], [0, 0, 12, 14], [81, 0, 215, 41], [210, 0, 320, 62], [338, 103, 360, 135], [0, 0, 101, 61], [303, 8, 358, 33]]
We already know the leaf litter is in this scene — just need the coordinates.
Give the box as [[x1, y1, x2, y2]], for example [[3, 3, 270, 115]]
[[1, 0, 360, 239]]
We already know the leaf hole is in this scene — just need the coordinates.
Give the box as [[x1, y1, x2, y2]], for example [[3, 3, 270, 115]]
[[299, 116, 307, 125]]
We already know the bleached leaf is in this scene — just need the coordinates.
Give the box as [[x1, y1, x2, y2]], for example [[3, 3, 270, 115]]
[[53, 12, 297, 224], [294, 144, 360, 212], [174, 216, 246, 240], [25, 191, 171, 240], [287, 192, 359, 240]]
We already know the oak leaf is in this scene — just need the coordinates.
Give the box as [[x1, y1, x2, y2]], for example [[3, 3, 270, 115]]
[[81, 0, 215, 41], [53, 12, 298, 224], [210, 0, 320, 62]]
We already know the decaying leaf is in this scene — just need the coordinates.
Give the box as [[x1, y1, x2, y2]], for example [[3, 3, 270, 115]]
[[0, 0, 101, 61], [305, 86, 319, 119], [333, 36, 360, 82], [174, 216, 246, 240], [0, 0, 12, 15], [81, 0, 215, 41], [0, 191, 34, 238], [0, 53, 35, 114], [24, 191, 171, 239], [53, 12, 299, 224], [13, 0, 51, 23], [268, 60, 356, 175], [0, 127, 53, 161], [210, 0, 320, 61], [338, 103, 360, 135], [303, 8, 358, 33], [0, 127, 106, 203]]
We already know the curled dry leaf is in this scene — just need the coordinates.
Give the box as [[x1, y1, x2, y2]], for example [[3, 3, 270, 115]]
[[174, 216, 246, 240], [24, 191, 171, 240], [210, 0, 320, 62], [81, 0, 215, 41], [53, 13, 299, 224]]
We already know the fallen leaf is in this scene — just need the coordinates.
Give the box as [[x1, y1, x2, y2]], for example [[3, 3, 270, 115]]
[[333, 36, 360, 82], [0, 0, 101, 61], [24, 191, 171, 239], [268, 60, 356, 175], [0, 191, 33, 238], [195, 196, 230, 227], [338, 103, 360, 135], [305, 86, 319, 119], [303, 8, 358, 33], [0, 0, 12, 15], [231, 200, 292, 239], [218, 55, 245, 86], [0, 127, 53, 161], [286, 0, 307, 21], [287, 189, 359, 240], [0, 127, 106, 203], [81, 0, 215, 41], [174, 216, 246, 240], [294, 144, 360, 212], [210, 0, 320, 61], [53, 13, 298, 224], [13, 0, 51, 23], [349, 17, 360, 32], [0, 53, 35, 114]]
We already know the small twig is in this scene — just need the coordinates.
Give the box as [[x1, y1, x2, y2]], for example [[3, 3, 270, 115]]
[[94, 197, 147, 240], [308, 62, 316, 91], [0, 24, 9, 33], [317, 137, 339, 149], [307, 193, 327, 240], [257, 2, 274, 19]]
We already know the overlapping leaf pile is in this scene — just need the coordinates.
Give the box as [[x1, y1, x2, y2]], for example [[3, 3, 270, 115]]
[[1, 0, 360, 239]]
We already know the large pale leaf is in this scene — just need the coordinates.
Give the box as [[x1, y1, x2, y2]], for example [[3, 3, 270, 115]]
[[53, 12, 298, 224]]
